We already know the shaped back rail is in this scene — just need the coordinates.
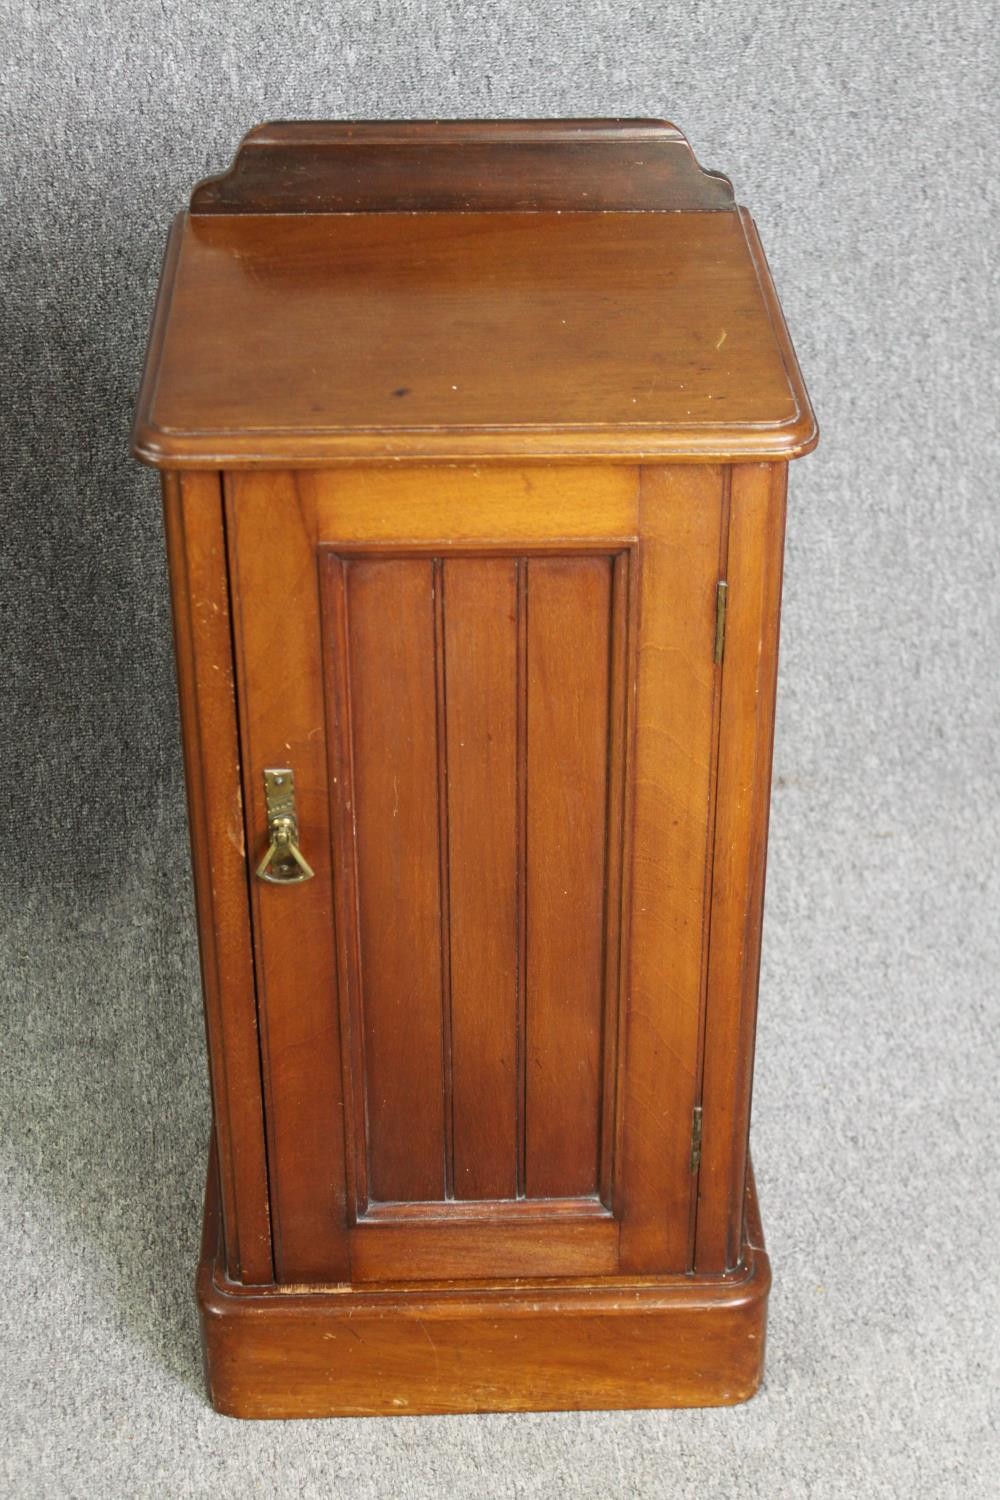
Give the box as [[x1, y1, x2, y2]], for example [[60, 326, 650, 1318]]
[[190, 118, 735, 215]]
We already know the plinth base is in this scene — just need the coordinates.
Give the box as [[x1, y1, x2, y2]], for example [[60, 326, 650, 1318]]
[[197, 1152, 770, 1418]]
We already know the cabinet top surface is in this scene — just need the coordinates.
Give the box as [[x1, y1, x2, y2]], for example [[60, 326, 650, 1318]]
[[133, 120, 817, 467]]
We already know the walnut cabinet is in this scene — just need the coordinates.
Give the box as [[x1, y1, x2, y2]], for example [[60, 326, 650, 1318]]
[[132, 119, 816, 1417]]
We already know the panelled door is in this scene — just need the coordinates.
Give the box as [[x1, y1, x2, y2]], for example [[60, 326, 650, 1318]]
[[227, 464, 726, 1284]]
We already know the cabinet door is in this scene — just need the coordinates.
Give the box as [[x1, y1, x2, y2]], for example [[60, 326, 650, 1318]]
[[227, 466, 725, 1283]]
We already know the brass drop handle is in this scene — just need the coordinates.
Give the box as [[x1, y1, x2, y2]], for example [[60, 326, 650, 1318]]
[[256, 768, 315, 885]]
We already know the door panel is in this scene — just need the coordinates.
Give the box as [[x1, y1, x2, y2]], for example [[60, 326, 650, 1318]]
[[523, 556, 613, 1199], [227, 465, 723, 1283], [442, 557, 520, 1201], [324, 550, 624, 1219], [341, 557, 446, 1204]]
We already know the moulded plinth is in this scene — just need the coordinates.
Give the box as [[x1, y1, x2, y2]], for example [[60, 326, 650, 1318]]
[[197, 1147, 770, 1419]]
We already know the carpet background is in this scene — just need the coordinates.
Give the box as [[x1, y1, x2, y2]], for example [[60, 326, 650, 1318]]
[[2, 3, 997, 1496]]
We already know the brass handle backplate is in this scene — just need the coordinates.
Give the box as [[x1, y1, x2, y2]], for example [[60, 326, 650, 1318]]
[[256, 768, 315, 885]]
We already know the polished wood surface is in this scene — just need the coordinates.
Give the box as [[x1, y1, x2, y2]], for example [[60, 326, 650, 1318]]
[[136, 209, 813, 467], [522, 555, 615, 1199], [161, 473, 271, 1284], [134, 119, 816, 1414], [190, 118, 735, 215], [225, 472, 350, 1285], [696, 462, 788, 1272], [339, 556, 447, 1204], [440, 556, 520, 1200], [225, 465, 718, 1284], [198, 1140, 771, 1418], [132, 119, 816, 469], [322, 550, 623, 1207], [618, 465, 727, 1271]]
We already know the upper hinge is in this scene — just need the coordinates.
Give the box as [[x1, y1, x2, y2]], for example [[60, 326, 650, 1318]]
[[690, 1104, 703, 1173], [714, 580, 728, 664]]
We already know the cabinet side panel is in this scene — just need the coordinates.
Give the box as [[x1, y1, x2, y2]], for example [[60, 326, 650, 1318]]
[[162, 471, 272, 1283], [346, 558, 447, 1203], [696, 463, 787, 1273]]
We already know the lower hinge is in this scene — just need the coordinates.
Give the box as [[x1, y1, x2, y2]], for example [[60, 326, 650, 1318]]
[[714, 580, 728, 664], [690, 1104, 703, 1173]]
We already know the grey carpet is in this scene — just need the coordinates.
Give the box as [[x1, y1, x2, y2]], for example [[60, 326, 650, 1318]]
[[2, 3, 998, 1496]]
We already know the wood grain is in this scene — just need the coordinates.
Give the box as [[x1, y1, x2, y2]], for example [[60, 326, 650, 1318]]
[[223, 465, 733, 1284], [189, 118, 734, 216], [225, 472, 350, 1283], [349, 1216, 619, 1283], [161, 472, 272, 1284], [618, 465, 727, 1272], [443, 558, 520, 1200], [302, 463, 639, 546], [344, 557, 447, 1204], [198, 1141, 770, 1417], [325, 545, 629, 1211], [695, 464, 788, 1273], [223, 468, 653, 1285], [189, 118, 734, 215], [133, 208, 816, 467], [524, 556, 614, 1199]]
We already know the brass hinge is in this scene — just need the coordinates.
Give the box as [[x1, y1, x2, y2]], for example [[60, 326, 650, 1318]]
[[690, 1105, 703, 1174], [714, 580, 728, 664]]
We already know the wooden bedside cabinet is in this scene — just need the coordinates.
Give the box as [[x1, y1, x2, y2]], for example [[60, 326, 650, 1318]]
[[132, 118, 816, 1418]]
